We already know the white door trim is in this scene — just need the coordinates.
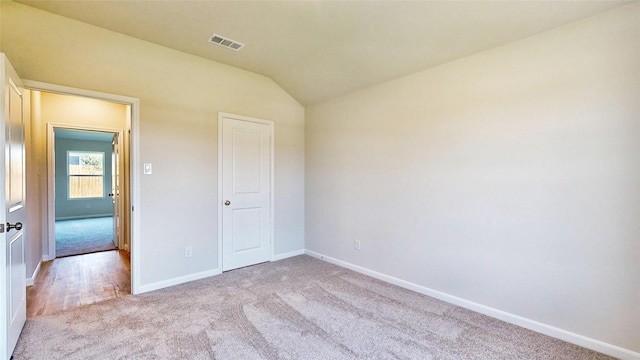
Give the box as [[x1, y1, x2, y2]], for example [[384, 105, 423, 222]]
[[217, 112, 274, 272], [22, 80, 142, 295], [46, 124, 124, 256]]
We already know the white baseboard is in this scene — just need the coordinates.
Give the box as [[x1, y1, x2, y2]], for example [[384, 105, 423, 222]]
[[272, 249, 305, 261], [137, 250, 304, 295], [26, 259, 43, 287], [137, 268, 221, 294], [305, 250, 639, 360], [43, 251, 54, 261]]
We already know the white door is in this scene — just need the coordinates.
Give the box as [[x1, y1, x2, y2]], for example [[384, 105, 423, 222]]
[[220, 114, 273, 271], [111, 133, 121, 249], [0, 54, 26, 359]]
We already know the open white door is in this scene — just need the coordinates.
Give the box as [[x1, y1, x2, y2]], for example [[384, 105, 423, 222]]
[[0, 54, 26, 359], [219, 113, 273, 271]]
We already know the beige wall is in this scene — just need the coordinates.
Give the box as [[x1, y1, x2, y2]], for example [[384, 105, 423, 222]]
[[1, 2, 305, 288], [306, 3, 639, 354], [0, 3, 3, 50], [38, 92, 127, 129]]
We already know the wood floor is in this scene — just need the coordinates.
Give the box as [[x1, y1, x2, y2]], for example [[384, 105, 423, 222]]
[[27, 250, 131, 318]]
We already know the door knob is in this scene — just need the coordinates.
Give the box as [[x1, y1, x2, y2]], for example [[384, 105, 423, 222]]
[[224, 200, 231, 206], [7, 222, 22, 231]]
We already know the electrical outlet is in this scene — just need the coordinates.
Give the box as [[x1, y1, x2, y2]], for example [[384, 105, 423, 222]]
[[185, 246, 192, 258], [354, 240, 361, 251]]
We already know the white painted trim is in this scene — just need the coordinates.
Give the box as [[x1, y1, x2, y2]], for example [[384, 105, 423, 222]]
[[46, 124, 55, 260], [25, 259, 42, 287], [138, 249, 300, 293], [139, 249, 301, 294], [130, 100, 141, 295], [23, 81, 136, 105], [217, 115, 223, 275], [305, 250, 640, 360], [137, 269, 220, 294], [23, 80, 142, 295], [272, 249, 305, 262], [217, 112, 275, 272], [139, 249, 301, 293]]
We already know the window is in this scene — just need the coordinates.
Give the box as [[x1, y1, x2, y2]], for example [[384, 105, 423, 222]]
[[68, 151, 105, 199]]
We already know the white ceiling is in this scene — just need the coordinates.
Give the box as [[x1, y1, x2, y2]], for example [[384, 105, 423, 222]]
[[17, 0, 632, 105]]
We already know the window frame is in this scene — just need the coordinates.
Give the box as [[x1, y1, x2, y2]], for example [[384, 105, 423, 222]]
[[67, 150, 106, 200]]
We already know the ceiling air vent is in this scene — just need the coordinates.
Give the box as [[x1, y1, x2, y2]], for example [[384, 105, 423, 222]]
[[208, 33, 245, 51]]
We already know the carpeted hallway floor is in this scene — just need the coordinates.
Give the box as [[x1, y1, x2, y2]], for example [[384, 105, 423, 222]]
[[55, 217, 116, 257], [13, 255, 613, 360]]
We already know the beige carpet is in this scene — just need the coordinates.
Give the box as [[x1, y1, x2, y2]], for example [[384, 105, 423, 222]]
[[14, 255, 612, 359]]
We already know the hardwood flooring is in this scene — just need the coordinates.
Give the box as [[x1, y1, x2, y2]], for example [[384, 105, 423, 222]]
[[27, 250, 131, 318]]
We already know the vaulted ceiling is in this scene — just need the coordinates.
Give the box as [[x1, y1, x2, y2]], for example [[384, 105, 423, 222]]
[[16, 0, 632, 105]]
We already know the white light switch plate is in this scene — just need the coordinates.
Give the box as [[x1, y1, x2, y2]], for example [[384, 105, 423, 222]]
[[144, 163, 152, 175]]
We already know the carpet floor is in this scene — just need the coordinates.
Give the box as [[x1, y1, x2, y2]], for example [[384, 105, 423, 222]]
[[55, 217, 116, 257], [13, 256, 612, 359]]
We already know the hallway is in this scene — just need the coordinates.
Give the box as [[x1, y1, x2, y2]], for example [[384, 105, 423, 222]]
[[27, 250, 130, 318]]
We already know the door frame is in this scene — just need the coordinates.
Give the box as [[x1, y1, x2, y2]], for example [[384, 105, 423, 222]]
[[46, 124, 124, 255], [23, 80, 142, 294], [217, 112, 274, 272]]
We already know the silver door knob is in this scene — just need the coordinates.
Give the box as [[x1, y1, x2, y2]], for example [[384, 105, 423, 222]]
[[7, 222, 22, 231], [224, 200, 231, 206]]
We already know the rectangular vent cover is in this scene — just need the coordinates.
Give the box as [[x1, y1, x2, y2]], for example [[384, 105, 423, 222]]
[[208, 33, 244, 51]]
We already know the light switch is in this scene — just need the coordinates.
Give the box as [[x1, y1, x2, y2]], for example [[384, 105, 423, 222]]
[[144, 163, 152, 175]]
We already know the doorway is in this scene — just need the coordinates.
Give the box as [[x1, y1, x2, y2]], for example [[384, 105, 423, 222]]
[[36, 92, 131, 314], [53, 129, 120, 258], [38, 91, 130, 261], [24, 81, 141, 295], [21, 83, 141, 317]]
